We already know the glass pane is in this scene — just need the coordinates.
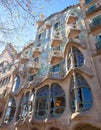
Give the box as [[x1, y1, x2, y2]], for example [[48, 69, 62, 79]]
[[82, 88, 92, 102], [51, 84, 65, 97]]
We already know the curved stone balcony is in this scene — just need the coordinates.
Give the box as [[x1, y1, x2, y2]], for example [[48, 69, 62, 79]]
[[67, 23, 81, 39], [27, 61, 41, 74], [51, 31, 62, 47], [49, 50, 64, 65], [66, 13, 77, 24], [32, 46, 42, 57]]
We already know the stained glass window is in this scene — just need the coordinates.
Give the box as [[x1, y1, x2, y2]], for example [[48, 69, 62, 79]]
[[50, 83, 65, 117], [12, 75, 21, 92], [70, 73, 92, 112], [68, 47, 84, 70], [35, 86, 49, 119], [4, 97, 16, 123]]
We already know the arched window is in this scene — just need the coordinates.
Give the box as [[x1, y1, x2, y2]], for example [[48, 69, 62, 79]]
[[35, 86, 49, 119], [68, 47, 84, 70], [21, 91, 30, 119], [12, 75, 21, 92], [16, 94, 24, 121], [50, 83, 65, 117], [4, 97, 16, 124], [28, 89, 35, 116], [70, 73, 92, 112]]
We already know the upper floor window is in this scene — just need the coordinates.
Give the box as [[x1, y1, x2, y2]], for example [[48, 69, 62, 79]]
[[70, 73, 92, 112], [87, 4, 96, 13], [68, 47, 84, 70], [92, 15, 101, 26], [85, 0, 93, 5], [4, 97, 16, 124], [54, 22, 60, 30], [52, 64, 60, 72], [12, 75, 21, 92]]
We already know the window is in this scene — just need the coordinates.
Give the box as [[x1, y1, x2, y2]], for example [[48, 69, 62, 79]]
[[92, 15, 101, 26], [70, 73, 92, 112], [38, 33, 42, 40], [4, 97, 16, 124], [16, 90, 35, 121], [52, 64, 60, 72], [35, 84, 65, 119], [54, 22, 60, 30], [87, 5, 96, 14], [28, 74, 36, 82], [96, 35, 101, 49], [68, 47, 84, 70], [12, 75, 21, 92], [85, 0, 93, 5], [21, 92, 30, 119], [50, 83, 65, 117], [35, 86, 49, 119]]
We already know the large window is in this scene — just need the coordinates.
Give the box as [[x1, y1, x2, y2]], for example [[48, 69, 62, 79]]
[[92, 15, 101, 26], [35, 86, 49, 119], [68, 47, 84, 70], [4, 97, 16, 124], [85, 0, 93, 5], [16, 90, 34, 121], [70, 73, 92, 112], [35, 84, 65, 119], [50, 83, 65, 117], [12, 75, 21, 92]]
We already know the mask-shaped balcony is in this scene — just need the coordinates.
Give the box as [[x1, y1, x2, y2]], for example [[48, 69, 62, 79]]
[[45, 20, 51, 29], [67, 23, 81, 39], [49, 50, 63, 65], [66, 13, 77, 24], [32, 46, 42, 57], [51, 31, 62, 47], [86, 5, 101, 18], [27, 61, 41, 74], [20, 54, 30, 64], [36, 20, 44, 27]]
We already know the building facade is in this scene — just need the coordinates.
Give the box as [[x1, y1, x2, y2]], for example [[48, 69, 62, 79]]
[[0, 1, 101, 130]]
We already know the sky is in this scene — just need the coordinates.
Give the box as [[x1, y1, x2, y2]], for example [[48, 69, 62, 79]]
[[0, 0, 79, 53]]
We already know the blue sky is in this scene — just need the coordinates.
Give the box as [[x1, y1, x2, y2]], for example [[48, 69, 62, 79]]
[[0, 0, 79, 53]]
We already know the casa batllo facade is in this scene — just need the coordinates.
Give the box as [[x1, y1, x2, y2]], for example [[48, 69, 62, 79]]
[[0, 1, 101, 130]]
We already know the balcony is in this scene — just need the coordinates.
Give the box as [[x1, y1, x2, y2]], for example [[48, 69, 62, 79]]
[[32, 46, 42, 57], [68, 38, 80, 44], [67, 23, 81, 39], [36, 20, 44, 27], [66, 13, 77, 24], [45, 20, 51, 29], [20, 54, 30, 64], [49, 50, 63, 65], [51, 31, 62, 47], [49, 71, 65, 79], [95, 42, 101, 54], [27, 61, 41, 74], [89, 20, 101, 35], [86, 6, 101, 18]]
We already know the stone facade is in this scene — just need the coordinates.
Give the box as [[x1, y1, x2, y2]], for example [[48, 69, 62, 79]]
[[0, 1, 101, 130]]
